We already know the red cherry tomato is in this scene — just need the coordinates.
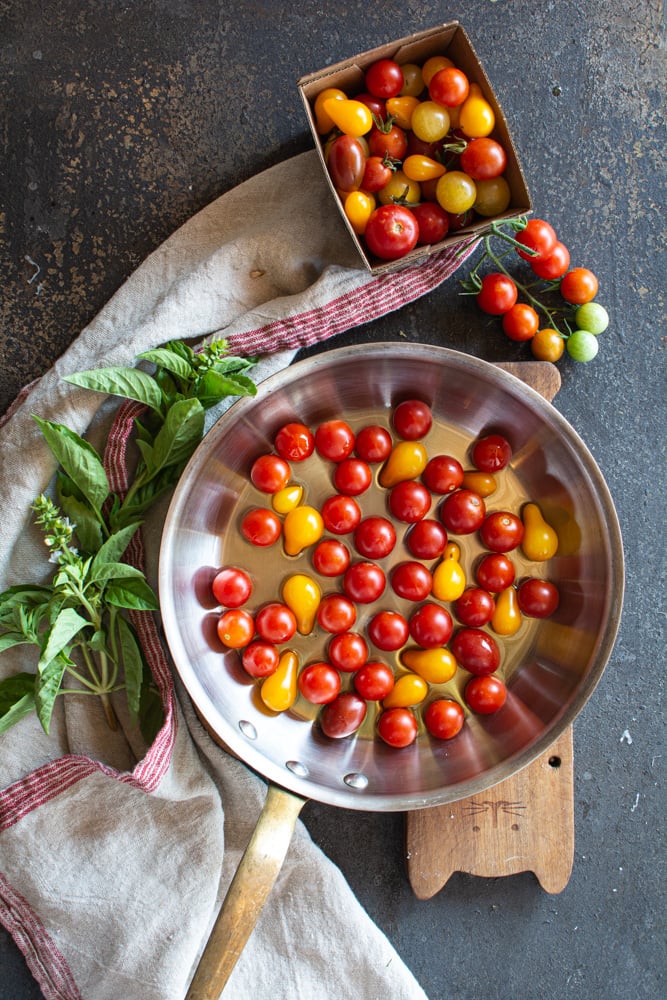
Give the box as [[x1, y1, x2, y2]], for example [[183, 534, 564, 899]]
[[314, 420, 355, 462], [367, 122, 408, 160], [241, 641, 279, 678], [274, 422, 315, 462], [328, 631, 369, 672], [464, 674, 507, 714], [476, 273, 518, 315], [355, 92, 386, 119], [516, 218, 557, 261], [342, 561, 386, 604], [424, 699, 465, 739], [321, 494, 362, 534], [388, 480, 432, 523], [365, 58, 404, 99], [429, 66, 470, 107], [333, 457, 372, 496], [217, 609, 255, 649], [471, 433, 512, 472], [422, 454, 464, 494], [454, 588, 496, 627], [316, 594, 357, 634], [250, 454, 291, 493], [377, 707, 418, 747], [530, 241, 570, 280], [392, 399, 433, 439], [559, 267, 599, 304], [255, 602, 297, 644], [408, 602, 453, 647], [241, 508, 282, 547], [451, 628, 501, 675], [475, 553, 516, 592], [361, 154, 394, 193], [320, 692, 367, 738], [298, 662, 341, 704], [312, 539, 351, 577], [411, 202, 449, 245], [354, 424, 393, 463], [327, 134, 366, 192], [459, 137, 507, 180], [354, 661, 395, 701], [211, 567, 252, 608], [479, 511, 524, 552], [502, 303, 540, 342], [390, 561, 433, 602], [517, 578, 560, 618], [406, 519, 448, 560], [364, 205, 418, 261], [440, 489, 486, 534], [354, 516, 397, 559], [368, 610, 410, 651]]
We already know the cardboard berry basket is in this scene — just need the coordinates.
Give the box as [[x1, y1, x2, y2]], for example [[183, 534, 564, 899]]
[[297, 21, 532, 273]]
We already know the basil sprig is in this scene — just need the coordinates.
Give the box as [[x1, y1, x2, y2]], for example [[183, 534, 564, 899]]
[[0, 339, 256, 741]]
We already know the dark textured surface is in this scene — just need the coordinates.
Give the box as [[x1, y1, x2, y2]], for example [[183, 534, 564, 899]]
[[1, 2, 665, 998]]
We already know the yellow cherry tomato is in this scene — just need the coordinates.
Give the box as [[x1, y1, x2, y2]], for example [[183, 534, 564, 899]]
[[531, 328, 566, 362], [399, 63, 424, 97], [323, 97, 373, 136], [379, 440, 428, 488], [461, 470, 497, 497], [281, 574, 321, 635], [344, 190, 376, 234], [382, 672, 428, 709], [431, 542, 466, 601], [400, 647, 457, 684], [411, 100, 451, 143], [402, 154, 447, 182], [459, 93, 495, 138], [386, 95, 420, 130], [260, 649, 298, 712], [272, 484, 303, 514], [421, 55, 454, 86], [491, 586, 522, 636], [378, 169, 421, 206], [314, 88, 346, 134], [435, 170, 477, 214], [283, 505, 324, 556], [521, 503, 559, 561]]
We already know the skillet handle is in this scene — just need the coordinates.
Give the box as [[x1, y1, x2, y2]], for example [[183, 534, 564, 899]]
[[186, 783, 306, 999]]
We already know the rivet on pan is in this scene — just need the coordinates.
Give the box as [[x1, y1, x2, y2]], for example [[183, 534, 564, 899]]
[[343, 772, 369, 790], [286, 760, 309, 777], [238, 720, 258, 741]]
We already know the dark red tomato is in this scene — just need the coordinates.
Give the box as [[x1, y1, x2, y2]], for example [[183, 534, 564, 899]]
[[211, 566, 252, 608], [429, 66, 470, 107], [217, 609, 255, 649], [451, 628, 501, 675], [368, 122, 408, 160], [448, 208, 475, 231], [411, 202, 449, 245], [354, 424, 393, 463], [471, 433, 512, 472], [423, 699, 465, 739], [516, 218, 557, 261], [464, 674, 507, 714], [454, 587, 496, 627], [517, 577, 560, 618], [354, 661, 395, 701], [479, 511, 524, 552], [365, 58, 404, 99], [274, 422, 315, 462], [502, 303, 540, 342], [391, 561, 433, 602], [354, 516, 397, 559], [407, 132, 442, 158], [241, 640, 279, 678], [388, 480, 431, 523], [320, 691, 367, 738], [312, 539, 351, 577], [298, 662, 341, 704], [327, 134, 366, 192], [316, 594, 357, 634], [476, 273, 518, 316], [361, 155, 394, 193], [377, 707, 418, 747], [321, 494, 362, 534], [392, 399, 433, 439], [241, 507, 282, 547], [255, 602, 297, 644], [440, 489, 486, 534], [459, 137, 507, 180], [333, 457, 372, 496], [364, 204, 418, 261], [368, 610, 410, 651], [530, 240, 570, 280], [406, 519, 448, 560], [343, 561, 386, 604], [328, 631, 369, 672], [422, 454, 464, 494], [476, 552, 516, 592], [314, 420, 355, 462], [250, 453, 290, 494], [355, 91, 387, 119], [409, 602, 453, 647]]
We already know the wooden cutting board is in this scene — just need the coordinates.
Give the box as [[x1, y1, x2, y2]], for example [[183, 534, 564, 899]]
[[405, 360, 575, 899]]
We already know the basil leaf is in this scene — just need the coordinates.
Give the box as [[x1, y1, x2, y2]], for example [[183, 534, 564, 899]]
[[0, 673, 37, 734], [149, 397, 205, 473], [64, 367, 164, 413], [105, 577, 159, 611], [139, 675, 164, 744], [56, 487, 104, 555], [195, 370, 257, 409], [38, 607, 88, 673], [0, 632, 37, 653], [117, 615, 144, 719], [0, 584, 52, 612], [35, 657, 67, 734], [33, 417, 110, 514], [89, 523, 139, 578], [92, 562, 145, 585], [137, 348, 194, 380], [113, 466, 179, 528]]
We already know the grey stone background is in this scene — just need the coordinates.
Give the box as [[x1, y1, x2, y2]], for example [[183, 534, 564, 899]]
[[1, 2, 664, 997]]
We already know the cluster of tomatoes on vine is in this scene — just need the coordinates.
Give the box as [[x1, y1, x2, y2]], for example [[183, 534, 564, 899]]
[[464, 216, 610, 363], [313, 53, 513, 261]]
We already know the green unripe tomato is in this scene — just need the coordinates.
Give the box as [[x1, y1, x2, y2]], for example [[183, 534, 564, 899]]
[[575, 302, 609, 335], [567, 330, 599, 362]]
